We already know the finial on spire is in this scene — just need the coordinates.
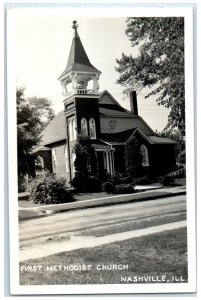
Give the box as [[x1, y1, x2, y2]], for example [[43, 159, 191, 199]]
[[72, 20, 78, 30]]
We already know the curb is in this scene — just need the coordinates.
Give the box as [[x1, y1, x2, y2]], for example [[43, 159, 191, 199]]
[[19, 190, 186, 221]]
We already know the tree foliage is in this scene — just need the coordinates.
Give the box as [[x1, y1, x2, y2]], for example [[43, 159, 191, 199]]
[[115, 17, 185, 134], [30, 172, 73, 204], [17, 87, 55, 175], [73, 134, 97, 177], [156, 129, 185, 163]]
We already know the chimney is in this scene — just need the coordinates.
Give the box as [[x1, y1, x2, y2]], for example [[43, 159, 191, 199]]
[[129, 91, 138, 115]]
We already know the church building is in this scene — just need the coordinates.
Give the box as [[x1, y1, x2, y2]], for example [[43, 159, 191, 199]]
[[32, 21, 176, 181]]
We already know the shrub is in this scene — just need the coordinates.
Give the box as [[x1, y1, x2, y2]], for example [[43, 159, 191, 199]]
[[18, 176, 27, 192], [177, 150, 186, 165], [101, 182, 115, 194], [110, 175, 121, 186], [30, 174, 73, 204], [134, 176, 151, 185], [70, 176, 101, 192], [161, 176, 176, 186], [119, 176, 133, 184], [114, 184, 135, 194], [102, 176, 135, 194]]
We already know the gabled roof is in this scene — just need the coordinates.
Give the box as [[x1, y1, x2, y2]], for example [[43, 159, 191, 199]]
[[40, 111, 66, 146], [148, 135, 177, 144], [101, 128, 136, 145], [99, 90, 122, 106], [99, 107, 133, 117], [58, 25, 101, 80], [32, 145, 51, 154], [98, 90, 134, 116], [128, 128, 176, 145]]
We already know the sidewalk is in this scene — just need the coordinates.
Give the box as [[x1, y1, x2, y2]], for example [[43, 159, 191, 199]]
[[18, 186, 186, 221], [19, 220, 187, 262]]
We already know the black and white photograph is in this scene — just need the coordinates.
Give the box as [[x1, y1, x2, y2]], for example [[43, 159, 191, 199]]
[[6, 4, 196, 295]]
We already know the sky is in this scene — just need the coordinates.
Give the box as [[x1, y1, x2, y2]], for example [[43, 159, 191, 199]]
[[14, 8, 170, 132]]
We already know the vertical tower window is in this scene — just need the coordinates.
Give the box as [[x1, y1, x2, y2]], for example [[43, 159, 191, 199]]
[[140, 144, 149, 167], [52, 148, 57, 173], [68, 119, 72, 141], [89, 118, 96, 139], [72, 118, 76, 140], [64, 145, 69, 172], [69, 117, 76, 141], [81, 118, 88, 135]]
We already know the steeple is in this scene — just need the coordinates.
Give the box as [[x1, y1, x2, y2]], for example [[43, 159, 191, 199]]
[[58, 21, 101, 97]]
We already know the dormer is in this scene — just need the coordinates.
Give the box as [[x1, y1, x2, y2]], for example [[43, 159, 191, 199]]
[[58, 21, 101, 100]]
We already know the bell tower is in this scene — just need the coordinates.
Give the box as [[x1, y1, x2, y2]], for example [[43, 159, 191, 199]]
[[58, 21, 101, 98], [58, 21, 101, 177]]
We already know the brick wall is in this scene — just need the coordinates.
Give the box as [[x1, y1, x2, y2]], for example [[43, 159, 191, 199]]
[[46, 141, 71, 182]]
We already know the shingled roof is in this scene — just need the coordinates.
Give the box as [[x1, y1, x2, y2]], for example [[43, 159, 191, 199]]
[[39, 111, 66, 146], [101, 128, 136, 145], [58, 24, 101, 80]]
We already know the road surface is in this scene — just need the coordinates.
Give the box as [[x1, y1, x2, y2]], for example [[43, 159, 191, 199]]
[[19, 195, 186, 251]]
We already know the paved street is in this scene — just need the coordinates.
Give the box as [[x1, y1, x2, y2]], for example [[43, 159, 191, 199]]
[[19, 195, 186, 253]]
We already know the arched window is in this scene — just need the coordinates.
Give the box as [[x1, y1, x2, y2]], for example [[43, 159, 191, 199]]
[[64, 145, 69, 172], [81, 118, 88, 135], [140, 144, 149, 167], [89, 118, 96, 139], [72, 118, 76, 140], [52, 148, 57, 173], [69, 118, 76, 141], [68, 119, 72, 141], [35, 155, 44, 176]]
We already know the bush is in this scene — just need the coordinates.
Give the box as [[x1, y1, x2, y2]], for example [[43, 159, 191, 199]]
[[177, 150, 186, 165], [161, 176, 176, 186], [70, 176, 101, 192], [30, 174, 73, 204], [134, 176, 151, 185], [110, 175, 121, 186], [18, 175, 34, 192], [18, 176, 27, 192], [119, 176, 133, 184], [101, 181, 115, 194], [114, 184, 135, 194]]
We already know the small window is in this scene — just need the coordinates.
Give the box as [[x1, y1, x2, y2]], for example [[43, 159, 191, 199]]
[[52, 148, 57, 173], [35, 156, 44, 176], [140, 144, 149, 167], [69, 117, 77, 141], [68, 119, 72, 141], [81, 118, 88, 135], [72, 118, 76, 140], [64, 145, 69, 172], [89, 118, 96, 139]]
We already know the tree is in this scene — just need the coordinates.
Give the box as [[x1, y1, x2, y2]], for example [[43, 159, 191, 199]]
[[115, 17, 185, 135], [73, 134, 97, 177], [156, 129, 185, 164], [71, 134, 100, 192], [17, 87, 55, 176], [125, 135, 142, 178]]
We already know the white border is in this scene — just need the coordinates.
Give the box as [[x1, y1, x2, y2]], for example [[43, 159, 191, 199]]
[[7, 5, 196, 295]]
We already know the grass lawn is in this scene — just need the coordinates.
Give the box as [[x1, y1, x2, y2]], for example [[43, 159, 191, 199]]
[[20, 227, 187, 285], [79, 212, 186, 237], [18, 192, 108, 208]]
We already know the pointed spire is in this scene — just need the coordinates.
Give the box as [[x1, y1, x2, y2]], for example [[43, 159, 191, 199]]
[[58, 21, 101, 80], [72, 20, 79, 37]]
